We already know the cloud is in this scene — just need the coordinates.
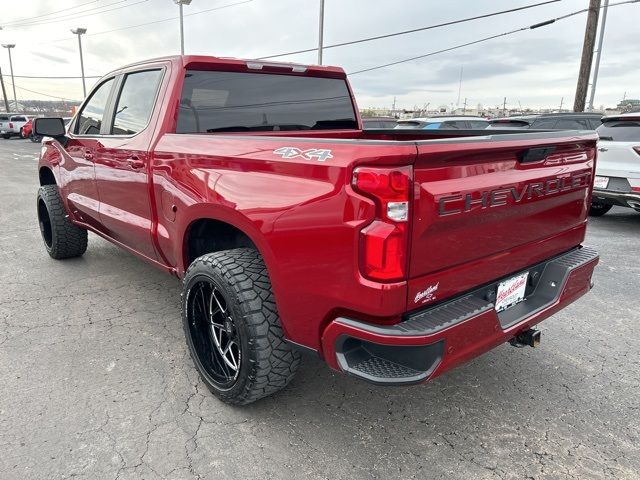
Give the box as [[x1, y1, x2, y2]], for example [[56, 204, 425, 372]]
[[0, 0, 637, 108]]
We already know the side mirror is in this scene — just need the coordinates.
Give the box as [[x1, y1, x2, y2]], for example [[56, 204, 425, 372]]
[[34, 118, 66, 138]]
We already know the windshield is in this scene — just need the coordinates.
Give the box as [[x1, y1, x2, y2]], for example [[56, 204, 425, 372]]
[[597, 120, 640, 141], [177, 70, 358, 133]]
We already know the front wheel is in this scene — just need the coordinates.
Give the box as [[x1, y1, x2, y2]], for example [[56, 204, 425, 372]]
[[182, 248, 300, 405], [589, 202, 613, 217], [37, 185, 88, 259], [20, 128, 26, 138]]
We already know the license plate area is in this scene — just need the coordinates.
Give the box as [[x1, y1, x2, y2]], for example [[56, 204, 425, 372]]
[[594, 176, 609, 189], [495, 272, 529, 312]]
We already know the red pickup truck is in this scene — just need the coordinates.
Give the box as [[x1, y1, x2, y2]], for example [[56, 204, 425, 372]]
[[35, 55, 599, 405]]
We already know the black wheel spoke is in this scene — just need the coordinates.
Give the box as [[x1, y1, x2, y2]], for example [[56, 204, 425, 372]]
[[186, 278, 241, 387]]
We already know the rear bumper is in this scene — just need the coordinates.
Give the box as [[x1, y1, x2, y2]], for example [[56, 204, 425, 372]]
[[321, 246, 599, 385], [592, 188, 640, 209]]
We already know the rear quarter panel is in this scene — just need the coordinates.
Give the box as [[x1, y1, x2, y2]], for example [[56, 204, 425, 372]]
[[152, 134, 417, 351]]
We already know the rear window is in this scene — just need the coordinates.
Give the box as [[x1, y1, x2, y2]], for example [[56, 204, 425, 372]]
[[553, 118, 591, 130], [10, 116, 26, 122], [0, 115, 8, 121], [597, 119, 640, 141], [176, 70, 357, 133]]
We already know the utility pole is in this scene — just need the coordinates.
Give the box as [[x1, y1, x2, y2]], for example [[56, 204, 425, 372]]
[[174, 0, 192, 55], [588, 0, 609, 111], [0, 67, 9, 112], [559, 97, 564, 112], [2, 45, 17, 110], [462, 98, 467, 115], [574, 0, 601, 112], [502, 97, 507, 117], [71, 29, 87, 97], [317, 0, 325, 65]]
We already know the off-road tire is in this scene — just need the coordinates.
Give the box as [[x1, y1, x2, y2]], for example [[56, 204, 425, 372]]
[[589, 202, 612, 217], [182, 248, 300, 405], [37, 185, 88, 259]]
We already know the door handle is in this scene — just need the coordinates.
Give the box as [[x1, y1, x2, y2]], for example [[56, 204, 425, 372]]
[[126, 157, 145, 169], [83, 150, 94, 160], [598, 147, 608, 152]]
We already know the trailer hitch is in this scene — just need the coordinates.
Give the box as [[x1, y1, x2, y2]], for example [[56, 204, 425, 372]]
[[509, 328, 541, 348]]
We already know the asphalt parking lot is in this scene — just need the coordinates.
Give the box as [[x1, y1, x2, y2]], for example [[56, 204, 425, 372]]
[[0, 138, 638, 480]]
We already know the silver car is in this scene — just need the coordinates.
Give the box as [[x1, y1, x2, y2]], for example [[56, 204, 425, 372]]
[[590, 113, 640, 215]]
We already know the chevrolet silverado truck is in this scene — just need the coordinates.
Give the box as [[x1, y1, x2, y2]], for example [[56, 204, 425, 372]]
[[34, 55, 599, 405]]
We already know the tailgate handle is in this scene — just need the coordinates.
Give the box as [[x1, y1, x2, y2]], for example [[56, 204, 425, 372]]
[[518, 146, 556, 163]]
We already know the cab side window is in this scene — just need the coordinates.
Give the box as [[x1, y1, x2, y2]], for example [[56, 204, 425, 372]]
[[112, 70, 163, 135], [76, 78, 115, 135]]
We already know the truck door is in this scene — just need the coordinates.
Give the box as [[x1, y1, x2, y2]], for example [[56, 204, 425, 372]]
[[93, 69, 164, 261], [63, 77, 116, 231]]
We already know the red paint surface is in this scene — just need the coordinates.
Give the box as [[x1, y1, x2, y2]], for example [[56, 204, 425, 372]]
[[39, 55, 599, 375]]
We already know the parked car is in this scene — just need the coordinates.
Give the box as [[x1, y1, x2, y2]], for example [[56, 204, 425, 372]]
[[395, 116, 489, 130], [590, 113, 640, 215], [34, 55, 599, 405], [362, 117, 398, 129], [488, 113, 603, 130], [1, 114, 31, 139], [0, 112, 19, 138], [21, 118, 34, 138]]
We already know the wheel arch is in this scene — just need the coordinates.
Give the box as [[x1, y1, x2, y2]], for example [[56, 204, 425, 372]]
[[39, 166, 57, 186]]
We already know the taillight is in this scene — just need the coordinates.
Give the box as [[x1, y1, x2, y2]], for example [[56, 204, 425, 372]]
[[9, 122, 13, 129], [633, 147, 640, 156], [352, 165, 412, 281]]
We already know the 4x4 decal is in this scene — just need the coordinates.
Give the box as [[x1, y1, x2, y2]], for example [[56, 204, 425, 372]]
[[273, 147, 333, 162]]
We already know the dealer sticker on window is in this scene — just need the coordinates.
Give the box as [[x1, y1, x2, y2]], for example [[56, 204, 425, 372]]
[[495, 272, 529, 313]]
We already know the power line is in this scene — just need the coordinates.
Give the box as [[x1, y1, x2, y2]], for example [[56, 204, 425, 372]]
[[4, 80, 77, 101], [0, 0, 99, 27], [258, 0, 563, 60], [348, 0, 640, 75], [37, 0, 254, 44], [4, 0, 149, 29], [11, 75, 102, 79]]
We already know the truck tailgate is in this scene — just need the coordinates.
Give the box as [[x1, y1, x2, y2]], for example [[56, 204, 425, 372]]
[[408, 132, 597, 309]]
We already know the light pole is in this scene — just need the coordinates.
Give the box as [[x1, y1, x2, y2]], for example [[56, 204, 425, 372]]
[[173, 0, 192, 55], [317, 0, 325, 65], [1, 44, 17, 111], [71, 28, 87, 98]]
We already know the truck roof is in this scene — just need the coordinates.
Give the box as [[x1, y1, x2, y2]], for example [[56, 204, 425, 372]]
[[102, 55, 347, 80]]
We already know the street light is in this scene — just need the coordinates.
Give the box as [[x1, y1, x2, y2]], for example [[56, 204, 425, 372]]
[[317, 0, 325, 65], [71, 28, 87, 98], [173, 0, 192, 55], [1, 44, 17, 111]]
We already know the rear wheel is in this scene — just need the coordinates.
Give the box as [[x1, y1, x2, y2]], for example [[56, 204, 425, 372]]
[[37, 185, 88, 259], [182, 248, 300, 405], [2, 134, 10, 140], [589, 202, 613, 217]]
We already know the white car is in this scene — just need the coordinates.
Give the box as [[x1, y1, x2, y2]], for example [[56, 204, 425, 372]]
[[590, 113, 640, 215], [0, 112, 19, 138], [1, 114, 31, 139]]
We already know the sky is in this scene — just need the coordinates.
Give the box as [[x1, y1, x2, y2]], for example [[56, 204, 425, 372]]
[[0, 0, 637, 110]]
